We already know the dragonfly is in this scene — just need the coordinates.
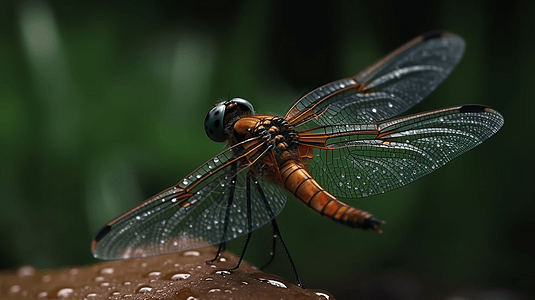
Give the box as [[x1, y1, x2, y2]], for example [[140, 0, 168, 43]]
[[91, 30, 503, 286]]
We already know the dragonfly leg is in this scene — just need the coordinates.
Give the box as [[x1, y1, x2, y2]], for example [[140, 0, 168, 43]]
[[207, 242, 226, 264], [207, 166, 237, 265], [229, 172, 253, 272], [260, 223, 277, 269], [253, 179, 304, 288]]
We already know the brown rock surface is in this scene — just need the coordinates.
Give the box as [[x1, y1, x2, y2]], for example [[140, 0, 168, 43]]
[[0, 246, 334, 300]]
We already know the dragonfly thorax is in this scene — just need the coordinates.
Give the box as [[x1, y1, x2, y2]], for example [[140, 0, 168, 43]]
[[252, 117, 297, 154]]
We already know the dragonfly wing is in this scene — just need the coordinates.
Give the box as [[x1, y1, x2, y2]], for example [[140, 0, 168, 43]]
[[298, 105, 503, 199], [285, 31, 465, 126], [91, 140, 286, 260]]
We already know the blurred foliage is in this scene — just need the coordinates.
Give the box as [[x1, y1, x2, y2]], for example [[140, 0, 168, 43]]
[[0, 0, 533, 299]]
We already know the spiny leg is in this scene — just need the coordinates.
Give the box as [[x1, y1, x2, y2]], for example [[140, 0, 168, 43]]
[[207, 165, 237, 264], [208, 242, 226, 264], [260, 220, 277, 270], [253, 179, 303, 288], [229, 172, 253, 272]]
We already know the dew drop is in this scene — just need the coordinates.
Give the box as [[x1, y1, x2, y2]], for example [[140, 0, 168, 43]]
[[147, 271, 161, 277], [37, 291, 48, 298], [99, 282, 110, 287], [112, 291, 120, 296], [85, 293, 97, 297], [183, 179, 189, 185], [208, 289, 220, 293], [57, 288, 74, 298], [316, 291, 331, 299], [388, 102, 393, 108], [136, 286, 153, 293], [17, 266, 35, 277], [219, 257, 227, 262], [213, 157, 220, 163], [260, 278, 287, 288], [94, 276, 104, 282], [205, 277, 214, 281], [183, 251, 200, 256], [372, 108, 377, 113], [99, 267, 113, 275], [196, 174, 202, 179], [10, 285, 21, 293], [216, 270, 231, 276], [170, 273, 191, 280]]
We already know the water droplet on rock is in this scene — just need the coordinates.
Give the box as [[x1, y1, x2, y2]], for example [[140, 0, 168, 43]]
[[216, 270, 231, 276], [316, 291, 330, 299], [17, 266, 35, 277], [57, 288, 74, 298], [136, 285, 153, 293], [147, 271, 161, 277], [100, 267, 114, 274], [37, 291, 48, 298], [183, 251, 200, 256]]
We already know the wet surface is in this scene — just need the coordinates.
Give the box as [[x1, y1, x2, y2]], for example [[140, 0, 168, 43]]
[[0, 246, 333, 300]]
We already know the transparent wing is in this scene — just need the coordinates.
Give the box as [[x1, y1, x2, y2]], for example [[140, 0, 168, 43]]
[[91, 139, 287, 260], [285, 30, 465, 126], [297, 105, 503, 199]]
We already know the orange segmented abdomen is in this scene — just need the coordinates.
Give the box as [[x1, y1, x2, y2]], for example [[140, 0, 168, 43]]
[[279, 160, 384, 232]]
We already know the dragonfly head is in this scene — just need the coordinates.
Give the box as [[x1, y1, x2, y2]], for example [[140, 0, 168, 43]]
[[204, 98, 255, 142]]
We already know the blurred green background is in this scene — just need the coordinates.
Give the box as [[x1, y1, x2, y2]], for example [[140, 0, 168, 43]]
[[1, 0, 533, 299]]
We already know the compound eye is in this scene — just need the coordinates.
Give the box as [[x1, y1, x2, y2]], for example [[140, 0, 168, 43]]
[[230, 98, 255, 116], [204, 104, 227, 142]]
